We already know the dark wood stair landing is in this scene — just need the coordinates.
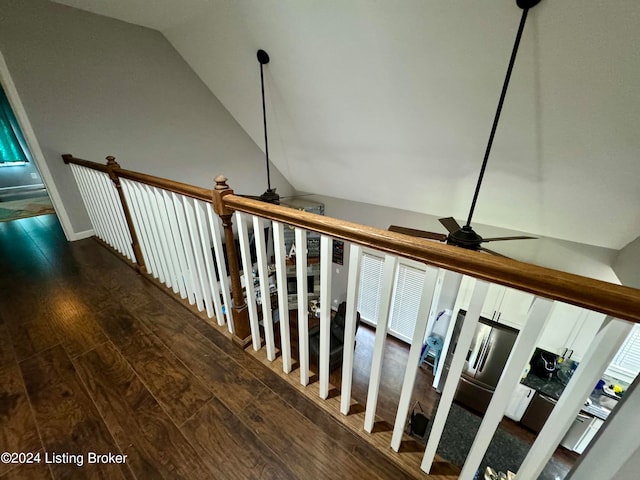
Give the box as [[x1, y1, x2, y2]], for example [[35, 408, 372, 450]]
[[0, 215, 454, 479]]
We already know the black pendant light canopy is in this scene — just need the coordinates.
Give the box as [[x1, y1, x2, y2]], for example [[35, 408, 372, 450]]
[[389, 0, 541, 253]]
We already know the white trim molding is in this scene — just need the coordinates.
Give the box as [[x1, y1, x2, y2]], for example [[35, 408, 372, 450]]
[[69, 229, 95, 241]]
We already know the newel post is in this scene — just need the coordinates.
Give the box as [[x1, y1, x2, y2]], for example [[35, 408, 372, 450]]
[[105, 156, 146, 273], [212, 175, 252, 347]]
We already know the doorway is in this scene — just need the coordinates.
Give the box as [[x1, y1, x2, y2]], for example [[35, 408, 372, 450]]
[[0, 83, 55, 222], [0, 49, 73, 238]]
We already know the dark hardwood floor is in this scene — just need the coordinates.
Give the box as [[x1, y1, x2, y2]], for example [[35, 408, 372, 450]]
[[0, 214, 422, 479]]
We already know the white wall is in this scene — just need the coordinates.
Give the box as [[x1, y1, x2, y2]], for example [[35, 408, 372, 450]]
[[0, 0, 293, 235], [612, 236, 640, 289]]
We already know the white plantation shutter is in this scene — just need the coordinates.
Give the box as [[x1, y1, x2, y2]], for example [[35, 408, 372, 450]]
[[607, 324, 640, 382], [357, 252, 384, 325], [388, 263, 426, 342]]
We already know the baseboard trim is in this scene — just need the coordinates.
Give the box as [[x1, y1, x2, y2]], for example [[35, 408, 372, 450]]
[[69, 229, 95, 241]]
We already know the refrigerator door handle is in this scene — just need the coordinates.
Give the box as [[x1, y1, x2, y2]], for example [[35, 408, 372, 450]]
[[472, 334, 488, 370], [459, 375, 494, 394], [479, 338, 493, 372]]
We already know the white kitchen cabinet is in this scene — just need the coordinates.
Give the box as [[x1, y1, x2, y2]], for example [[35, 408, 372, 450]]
[[480, 284, 504, 319], [568, 310, 605, 362], [536, 302, 605, 362], [574, 417, 604, 454], [505, 384, 536, 422], [495, 288, 534, 329], [458, 281, 533, 329], [537, 302, 583, 356]]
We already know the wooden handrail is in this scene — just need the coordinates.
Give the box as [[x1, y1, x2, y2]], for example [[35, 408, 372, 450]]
[[223, 194, 640, 324], [63, 154, 212, 202], [62, 154, 110, 173], [62, 154, 640, 325]]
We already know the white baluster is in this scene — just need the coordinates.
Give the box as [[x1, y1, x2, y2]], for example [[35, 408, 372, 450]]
[[340, 243, 363, 415], [391, 266, 439, 451], [421, 279, 489, 470], [273, 221, 291, 373], [236, 212, 260, 351], [364, 254, 398, 432]]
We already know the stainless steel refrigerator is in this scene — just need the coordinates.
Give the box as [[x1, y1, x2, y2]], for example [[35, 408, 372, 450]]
[[453, 311, 519, 414]]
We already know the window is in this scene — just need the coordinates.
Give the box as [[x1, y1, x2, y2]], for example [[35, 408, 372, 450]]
[[356, 250, 427, 343], [607, 324, 640, 383], [0, 85, 30, 164], [388, 263, 425, 342], [357, 252, 384, 324]]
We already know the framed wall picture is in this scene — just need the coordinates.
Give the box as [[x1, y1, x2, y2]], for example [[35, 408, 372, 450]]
[[332, 240, 344, 265]]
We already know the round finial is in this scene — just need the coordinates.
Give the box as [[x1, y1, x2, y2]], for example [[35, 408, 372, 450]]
[[257, 49, 270, 65], [105, 156, 120, 168], [214, 175, 229, 191]]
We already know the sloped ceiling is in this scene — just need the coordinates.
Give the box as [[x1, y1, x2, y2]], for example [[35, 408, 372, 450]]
[[53, 0, 640, 249]]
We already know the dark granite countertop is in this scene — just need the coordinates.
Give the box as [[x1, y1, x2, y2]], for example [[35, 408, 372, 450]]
[[521, 373, 611, 420], [521, 373, 566, 401]]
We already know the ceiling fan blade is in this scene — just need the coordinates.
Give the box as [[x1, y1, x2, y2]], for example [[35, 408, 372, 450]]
[[439, 217, 462, 233], [479, 246, 511, 258], [237, 193, 262, 200], [481, 235, 537, 242], [389, 226, 448, 241]]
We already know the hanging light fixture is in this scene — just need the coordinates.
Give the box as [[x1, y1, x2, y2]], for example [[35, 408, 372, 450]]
[[256, 49, 280, 204]]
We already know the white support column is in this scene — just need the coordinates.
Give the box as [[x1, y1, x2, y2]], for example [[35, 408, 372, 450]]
[[121, 179, 154, 278], [148, 185, 176, 288], [458, 297, 554, 479], [391, 266, 439, 451], [517, 317, 632, 480], [161, 189, 188, 299], [340, 243, 363, 415], [103, 171, 134, 261], [432, 272, 466, 389], [149, 186, 178, 292], [272, 221, 291, 373], [253, 216, 276, 361], [236, 212, 261, 351], [141, 185, 169, 285], [421, 279, 490, 471], [108, 176, 135, 261], [88, 169, 118, 250], [97, 170, 128, 257], [172, 192, 200, 306], [295, 228, 310, 386], [196, 199, 225, 323], [71, 165, 105, 242], [155, 187, 183, 294], [207, 204, 234, 333], [363, 254, 398, 432], [183, 196, 212, 315], [319, 235, 333, 399], [86, 169, 115, 249], [129, 181, 160, 279]]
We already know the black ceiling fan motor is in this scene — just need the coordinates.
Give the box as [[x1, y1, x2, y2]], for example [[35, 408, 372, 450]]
[[447, 226, 484, 250]]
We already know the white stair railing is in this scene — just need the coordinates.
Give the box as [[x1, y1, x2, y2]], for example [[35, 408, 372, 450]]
[[65, 155, 639, 480], [70, 163, 134, 262]]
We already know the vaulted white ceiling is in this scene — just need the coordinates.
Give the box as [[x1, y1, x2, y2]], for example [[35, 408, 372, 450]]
[[53, 0, 640, 249]]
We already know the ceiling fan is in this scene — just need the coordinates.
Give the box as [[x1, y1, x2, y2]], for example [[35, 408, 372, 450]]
[[389, 0, 541, 255]]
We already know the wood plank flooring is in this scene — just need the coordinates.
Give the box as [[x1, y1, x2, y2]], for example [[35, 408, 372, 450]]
[[0, 215, 422, 479]]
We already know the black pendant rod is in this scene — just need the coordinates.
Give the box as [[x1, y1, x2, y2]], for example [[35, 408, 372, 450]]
[[465, 6, 531, 228], [257, 49, 271, 191]]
